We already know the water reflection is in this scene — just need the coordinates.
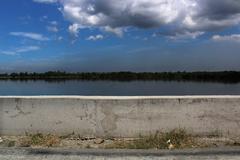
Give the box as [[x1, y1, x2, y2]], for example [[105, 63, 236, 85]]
[[0, 80, 239, 96]]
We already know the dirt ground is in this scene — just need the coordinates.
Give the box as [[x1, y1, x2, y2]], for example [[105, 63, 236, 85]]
[[1, 130, 240, 150]]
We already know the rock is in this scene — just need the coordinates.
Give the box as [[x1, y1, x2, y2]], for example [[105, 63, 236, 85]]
[[167, 139, 171, 144], [94, 138, 104, 144], [0, 137, 3, 143], [168, 144, 175, 150], [7, 141, 15, 147], [81, 137, 96, 141]]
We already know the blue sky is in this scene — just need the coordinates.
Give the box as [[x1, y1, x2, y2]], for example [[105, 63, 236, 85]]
[[1, 0, 240, 72]]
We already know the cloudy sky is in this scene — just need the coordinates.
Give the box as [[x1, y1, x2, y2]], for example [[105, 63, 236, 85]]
[[1, 0, 240, 72]]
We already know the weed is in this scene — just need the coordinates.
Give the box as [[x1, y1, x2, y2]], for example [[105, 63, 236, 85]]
[[105, 129, 196, 149], [20, 133, 60, 147]]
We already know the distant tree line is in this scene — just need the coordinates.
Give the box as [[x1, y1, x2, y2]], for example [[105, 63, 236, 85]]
[[0, 71, 240, 83]]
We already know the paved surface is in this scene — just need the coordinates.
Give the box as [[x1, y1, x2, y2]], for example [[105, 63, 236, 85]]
[[1, 147, 240, 160]]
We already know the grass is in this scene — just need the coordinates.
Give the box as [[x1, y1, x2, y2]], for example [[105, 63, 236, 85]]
[[105, 129, 197, 149], [1, 140, 16, 147], [20, 133, 60, 147], [6, 129, 237, 149], [18, 129, 195, 149], [206, 130, 222, 138]]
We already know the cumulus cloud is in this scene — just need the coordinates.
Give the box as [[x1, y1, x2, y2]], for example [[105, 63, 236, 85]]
[[212, 34, 240, 42], [68, 23, 81, 37], [1, 46, 40, 55], [86, 34, 104, 41], [34, 0, 240, 38], [10, 32, 50, 41]]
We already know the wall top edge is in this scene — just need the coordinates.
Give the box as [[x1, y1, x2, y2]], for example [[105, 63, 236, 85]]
[[0, 95, 240, 99]]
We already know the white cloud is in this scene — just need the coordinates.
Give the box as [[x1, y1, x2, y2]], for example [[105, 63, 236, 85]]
[[46, 26, 59, 32], [68, 23, 81, 37], [169, 31, 204, 40], [16, 46, 40, 53], [50, 21, 58, 25], [34, 0, 240, 38], [0, 51, 16, 56], [10, 32, 50, 41], [86, 34, 104, 41], [33, 0, 57, 3], [57, 36, 63, 41], [59, 0, 188, 28], [1, 46, 40, 56], [212, 34, 240, 42], [103, 26, 123, 37], [40, 15, 48, 22], [46, 21, 59, 32], [153, 29, 205, 40]]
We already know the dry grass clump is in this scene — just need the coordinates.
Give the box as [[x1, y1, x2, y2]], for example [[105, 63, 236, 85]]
[[106, 129, 196, 149], [20, 133, 60, 147]]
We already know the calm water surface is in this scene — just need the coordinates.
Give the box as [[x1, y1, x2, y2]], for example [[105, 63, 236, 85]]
[[0, 80, 240, 96]]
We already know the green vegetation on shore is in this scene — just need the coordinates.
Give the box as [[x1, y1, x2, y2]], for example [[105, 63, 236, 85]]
[[0, 71, 240, 83]]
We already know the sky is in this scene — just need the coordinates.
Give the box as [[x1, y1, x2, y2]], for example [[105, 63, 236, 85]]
[[1, 0, 240, 72]]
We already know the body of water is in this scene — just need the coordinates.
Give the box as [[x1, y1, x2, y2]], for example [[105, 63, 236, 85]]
[[0, 80, 240, 96]]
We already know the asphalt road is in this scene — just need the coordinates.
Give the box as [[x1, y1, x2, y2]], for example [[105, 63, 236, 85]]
[[1, 147, 240, 160]]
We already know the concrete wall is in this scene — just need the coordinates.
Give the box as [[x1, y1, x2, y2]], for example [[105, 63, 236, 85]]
[[0, 96, 240, 137]]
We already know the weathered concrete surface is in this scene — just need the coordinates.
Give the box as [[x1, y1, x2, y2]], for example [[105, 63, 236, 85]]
[[1, 147, 240, 160], [0, 96, 240, 137]]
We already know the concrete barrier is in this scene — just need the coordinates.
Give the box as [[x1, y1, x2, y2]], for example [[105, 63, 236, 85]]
[[0, 96, 240, 137]]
